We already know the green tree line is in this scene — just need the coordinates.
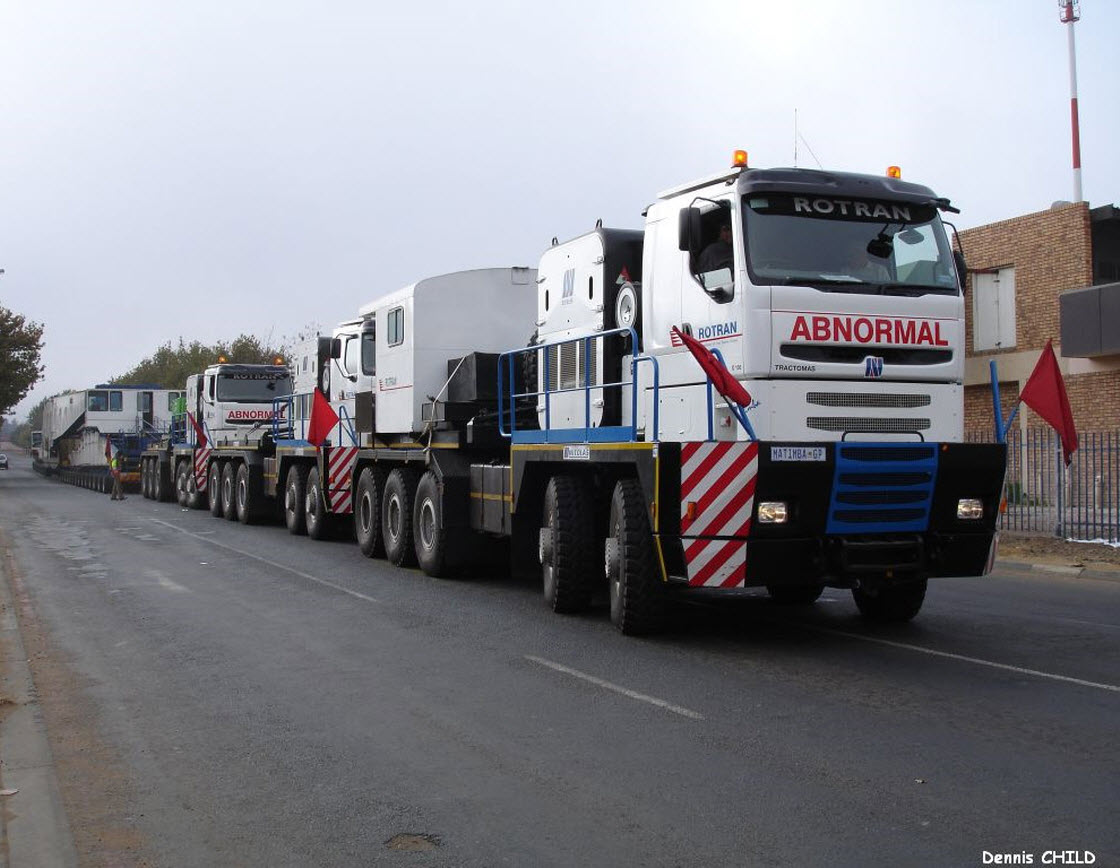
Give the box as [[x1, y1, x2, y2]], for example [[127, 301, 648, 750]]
[[110, 333, 286, 390]]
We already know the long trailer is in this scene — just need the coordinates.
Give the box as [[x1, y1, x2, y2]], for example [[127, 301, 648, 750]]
[[137, 156, 1006, 636], [34, 384, 178, 492]]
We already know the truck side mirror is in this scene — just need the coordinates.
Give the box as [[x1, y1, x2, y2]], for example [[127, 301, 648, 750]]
[[677, 207, 703, 259], [953, 250, 968, 293], [330, 338, 343, 359]]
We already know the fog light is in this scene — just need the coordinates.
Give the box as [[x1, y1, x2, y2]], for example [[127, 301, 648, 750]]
[[957, 498, 984, 520], [758, 501, 789, 524]]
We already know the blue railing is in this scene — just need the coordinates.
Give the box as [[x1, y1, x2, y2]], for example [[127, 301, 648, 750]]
[[272, 393, 357, 447], [705, 347, 756, 442], [498, 328, 660, 445]]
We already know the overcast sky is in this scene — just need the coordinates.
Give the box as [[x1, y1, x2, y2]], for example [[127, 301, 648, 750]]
[[2, 0, 1117, 419]]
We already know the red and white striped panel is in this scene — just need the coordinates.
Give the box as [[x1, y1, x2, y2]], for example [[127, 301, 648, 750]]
[[326, 447, 359, 514], [679, 441, 759, 588], [194, 447, 212, 490]]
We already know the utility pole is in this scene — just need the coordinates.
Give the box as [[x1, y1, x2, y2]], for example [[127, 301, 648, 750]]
[[1059, 1, 1083, 203]]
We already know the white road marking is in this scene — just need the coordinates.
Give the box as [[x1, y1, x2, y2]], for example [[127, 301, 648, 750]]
[[803, 625, 1120, 694], [525, 655, 704, 720], [147, 570, 189, 593], [148, 518, 379, 604]]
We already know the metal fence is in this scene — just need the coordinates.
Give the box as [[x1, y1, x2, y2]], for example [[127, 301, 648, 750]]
[[966, 428, 1120, 543]]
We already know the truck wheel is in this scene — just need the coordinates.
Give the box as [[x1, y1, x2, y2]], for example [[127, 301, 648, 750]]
[[607, 478, 664, 634], [382, 467, 419, 567], [305, 465, 332, 540], [413, 471, 453, 577], [144, 461, 154, 499], [186, 464, 206, 510], [541, 475, 594, 614], [208, 463, 224, 517], [767, 585, 825, 606], [235, 463, 257, 524], [221, 462, 238, 521], [176, 463, 190, 506], [613, 280, 641, 333], [354, 466, 386, 557], [284, 464, 308, 535], [852, 578, 927, 623], [141, 462, 150, 499], [153, 463, 167, 502]]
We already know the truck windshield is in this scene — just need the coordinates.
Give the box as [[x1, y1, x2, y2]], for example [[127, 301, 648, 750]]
[[216, 373, 294, 403], [743, 194, 959, 295]]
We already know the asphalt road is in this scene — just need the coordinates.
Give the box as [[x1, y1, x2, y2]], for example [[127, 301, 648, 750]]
[[1, 454, 1118, 867]]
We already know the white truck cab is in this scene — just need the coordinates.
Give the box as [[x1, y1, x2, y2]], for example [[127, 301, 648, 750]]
[[187, 364, 294, 444]]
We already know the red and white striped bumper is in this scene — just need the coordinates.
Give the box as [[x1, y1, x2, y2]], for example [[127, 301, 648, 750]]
[[678, 441, 759, 588]]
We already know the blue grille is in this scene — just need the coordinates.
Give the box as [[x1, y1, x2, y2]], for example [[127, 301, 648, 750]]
[[827, 443, 938, 534]]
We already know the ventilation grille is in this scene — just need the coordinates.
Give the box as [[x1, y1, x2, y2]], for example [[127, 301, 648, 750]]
[[841, 446, 936, 462], [827, 443, 939, 535], [807, 416, 931, 433], [781, 345, 952, 365], [806, 392, 931, 409], [546, 341, 599, 392]]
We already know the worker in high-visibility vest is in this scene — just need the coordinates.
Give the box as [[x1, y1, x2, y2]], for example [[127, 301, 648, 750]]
[[110, 450, 126, 501]]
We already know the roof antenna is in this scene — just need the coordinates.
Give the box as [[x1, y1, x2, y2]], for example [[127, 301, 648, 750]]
[[794, 108, 798, 168], [797, 121, 824, 170]]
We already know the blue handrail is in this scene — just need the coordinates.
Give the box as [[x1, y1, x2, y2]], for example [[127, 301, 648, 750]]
[[707, 347, 756, 442], [273, 392, 356, 446], [498, 327, 660, 444]]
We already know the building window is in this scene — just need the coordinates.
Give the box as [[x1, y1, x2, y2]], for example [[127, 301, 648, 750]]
[[973, 267, 1016, 351], [387, 307, 405, 347]]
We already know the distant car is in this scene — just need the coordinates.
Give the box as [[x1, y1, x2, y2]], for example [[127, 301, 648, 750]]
[[0, 453, 8, 470]]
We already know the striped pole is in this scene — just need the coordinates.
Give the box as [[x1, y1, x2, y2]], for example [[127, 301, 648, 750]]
[[1060, 1, 1083, 203]]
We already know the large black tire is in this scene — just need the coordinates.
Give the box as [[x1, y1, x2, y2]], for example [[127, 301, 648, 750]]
[[852, 578, 927, 623], [186, 463, 206, 510], [284, 464, 308, 535], [607, 478, 664, 634], [413, 471, 455, 577], [221, 461, 238, 521], [382, 466, 419, 567], [354, 466, 386, 557], [541, 475, 594, 614], [208, 463, 224, 517], [767, 584, 825, 606], [305, 465, 332, 541], [153, 462, 168, 502], [176, 463, 190, 506], [141, 461, 151, 499], [235, 462, 259, 524]]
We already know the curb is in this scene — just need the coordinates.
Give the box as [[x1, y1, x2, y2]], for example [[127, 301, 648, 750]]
[[996, 557, 1120, 584], [0, 531, 79, 868]]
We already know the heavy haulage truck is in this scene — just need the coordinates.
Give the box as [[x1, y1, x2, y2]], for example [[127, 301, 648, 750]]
[[33, 384, 178, 492], [147, 154, 1008, 636], [140, 363, 294, 512]]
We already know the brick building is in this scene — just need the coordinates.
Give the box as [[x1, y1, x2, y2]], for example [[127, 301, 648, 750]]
[[959, 201, 1120, 437]]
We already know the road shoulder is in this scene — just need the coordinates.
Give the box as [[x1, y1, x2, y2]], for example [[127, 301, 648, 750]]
[[0, 528, 79, 868]]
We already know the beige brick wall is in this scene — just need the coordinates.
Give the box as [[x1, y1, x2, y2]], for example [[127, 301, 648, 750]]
[[959, 203, 1117, 433]]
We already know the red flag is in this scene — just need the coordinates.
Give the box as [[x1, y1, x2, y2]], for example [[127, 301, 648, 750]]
[[671, 326, 753, 408], [307, 389, 339, 448], [1019, 340, 1078, 465], [187, 411, 208, 448]]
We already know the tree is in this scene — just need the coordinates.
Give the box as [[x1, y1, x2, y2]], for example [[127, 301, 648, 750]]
[[112, 333, 287, 390], [0, 305, 45, 415]]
